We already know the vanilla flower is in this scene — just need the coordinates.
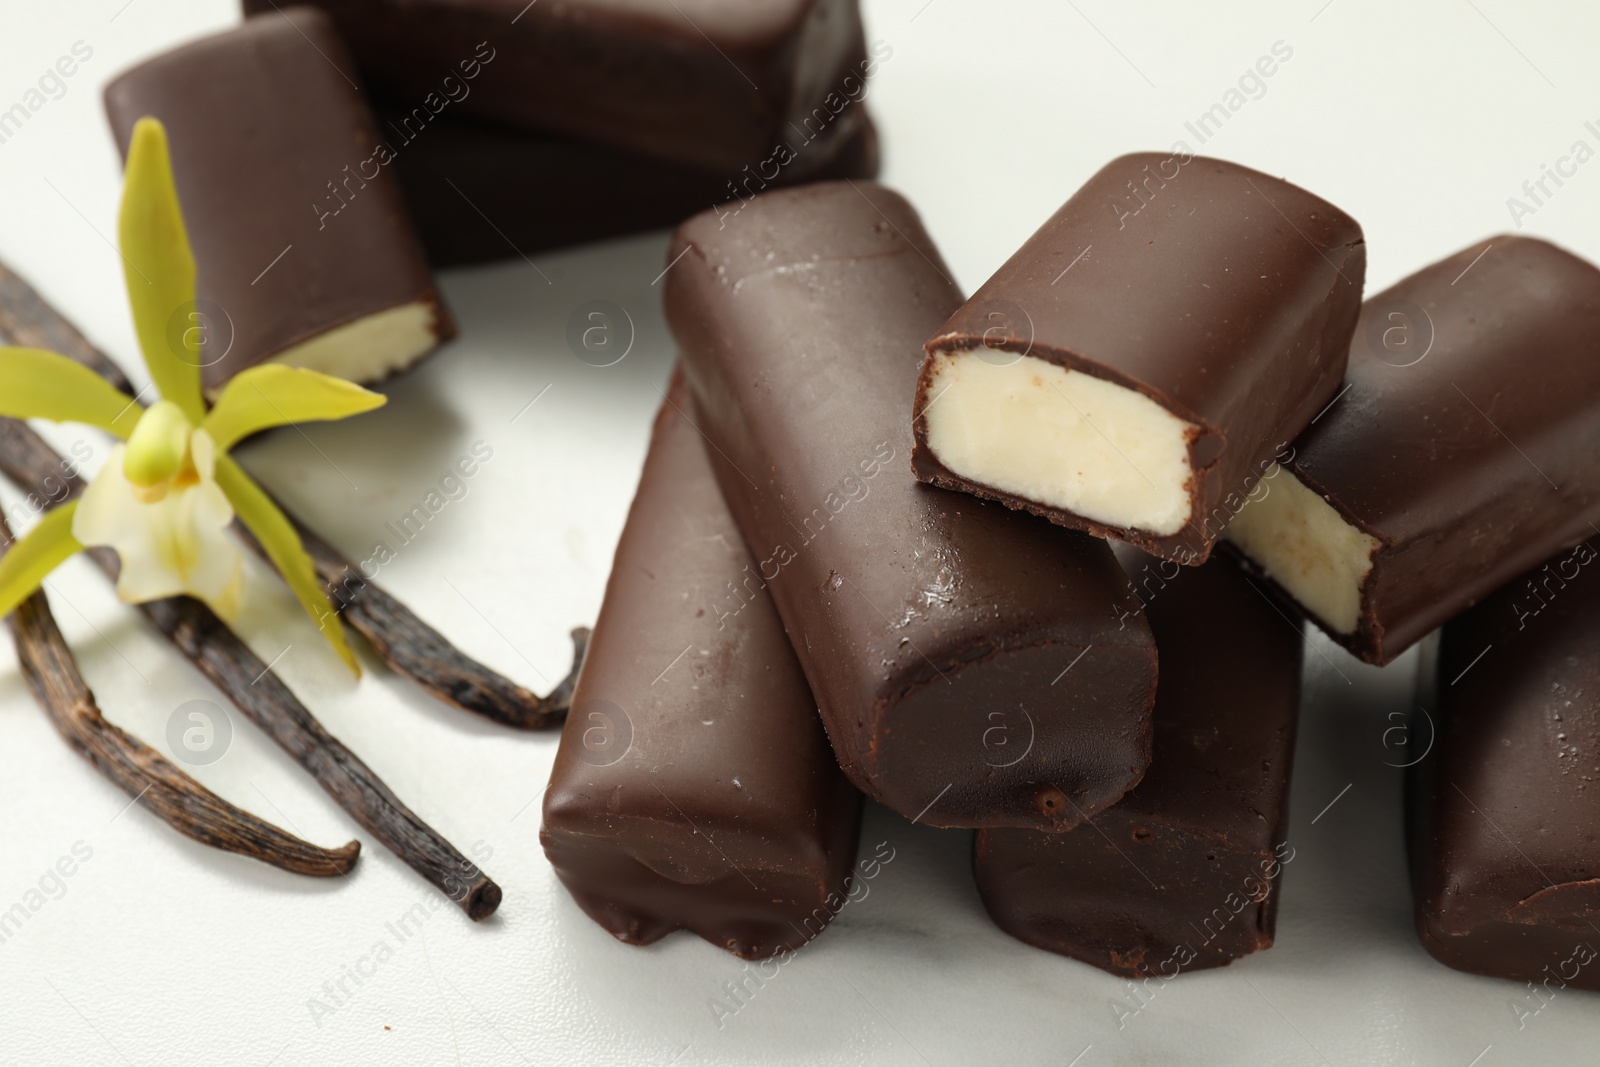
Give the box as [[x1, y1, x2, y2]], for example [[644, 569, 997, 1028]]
[[0, 118, 384, 671]]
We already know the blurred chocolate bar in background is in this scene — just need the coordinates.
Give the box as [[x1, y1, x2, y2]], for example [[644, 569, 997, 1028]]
[[243, 0, 876, 172], [381, 106, 879, 268]]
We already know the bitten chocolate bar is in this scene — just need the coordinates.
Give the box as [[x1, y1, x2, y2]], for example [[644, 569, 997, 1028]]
[[541, 374, 861, 960], [1225, 236, 1600, 664], [247, 0, 878, 173], [665, 182, 1157, 832], [913, 152, 1365, 565], [1410, 538, 1600, 990], [104, 9, 453, 392], [381, 105, 879, 268], [976, 548, 1301, 977]]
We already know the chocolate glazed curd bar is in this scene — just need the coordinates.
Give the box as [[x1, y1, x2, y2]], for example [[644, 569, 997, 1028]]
[[248, 0, 875, 173], [1225, 236, 1600, 664], [381, 104, 880, 268], [976, 548, 1301, 977], [541, 374, 861, 960], [665, 182, 1157, 832], [1409, 538, 1600, 990], [912, 152, 1365, 565], [104, 9, 453, 393]]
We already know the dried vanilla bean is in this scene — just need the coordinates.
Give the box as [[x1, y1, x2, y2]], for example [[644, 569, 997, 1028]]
[[0, 259, 585, 729], [249, 519, 589, 730], [0, 418, 500, 918], [0, 511, 359, 877]]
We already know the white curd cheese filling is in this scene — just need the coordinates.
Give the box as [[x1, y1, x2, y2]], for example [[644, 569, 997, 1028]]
[[259, 301, 440, 389], [1223, 463, 1380, 634], [921, 347, 1196, 536]]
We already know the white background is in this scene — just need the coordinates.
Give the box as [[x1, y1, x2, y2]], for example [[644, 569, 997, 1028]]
[[1, 1, 1597, 1064]]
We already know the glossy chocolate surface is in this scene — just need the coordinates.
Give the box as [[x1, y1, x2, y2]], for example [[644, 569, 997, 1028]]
[[665, 181, 1157, 832], [914, 152, 1364, 564], [382, 105, 879, 267], [245, 0, 872, 172], [541, 374, 861, 960], [104, 9, 451, 391], [1410, 538, 1600, 989], [977, 547, 1302, 976], [1271, 236, 1600, 663]]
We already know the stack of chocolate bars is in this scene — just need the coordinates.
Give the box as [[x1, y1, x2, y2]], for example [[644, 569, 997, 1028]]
[[96, 3, 1600, 992], [542, 157, 1600, 988]]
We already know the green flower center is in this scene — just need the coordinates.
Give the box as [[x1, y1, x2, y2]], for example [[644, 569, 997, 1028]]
[[123, 399, 194, 501]]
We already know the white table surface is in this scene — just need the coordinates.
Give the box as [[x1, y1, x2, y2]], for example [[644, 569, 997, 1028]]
[[1, 1, 1596, 1064]]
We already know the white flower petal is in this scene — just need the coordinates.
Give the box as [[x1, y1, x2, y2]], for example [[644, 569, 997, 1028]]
[[71, 438, 244, 619], [180, 472, 244, 620], [71, 444, 134, 545]]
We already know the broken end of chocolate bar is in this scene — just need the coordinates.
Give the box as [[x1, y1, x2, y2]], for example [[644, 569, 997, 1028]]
[[1225, 235, 1600, 664], [912, 348, 1218, 563], [1220, 462, 1383, 645], [230, 291, 456, 393], [911, 151, 1364, 566], [908, 432, 1216, 569]]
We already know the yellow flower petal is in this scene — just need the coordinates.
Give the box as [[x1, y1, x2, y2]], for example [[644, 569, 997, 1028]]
[[0, 501, 83, 619], [120, 117, 204, 425], [203, 365, 386, 454], [0, 347, 142, 439], [213, 454, 358, 674]]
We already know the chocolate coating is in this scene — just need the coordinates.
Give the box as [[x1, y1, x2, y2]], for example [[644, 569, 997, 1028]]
[[1410, 537, 1600, 989], [104, 9, 452, 391], [913, 152, 1365, 564], [541, 373, 861, 960], [246, 0, 873, 173], [976, 548, 1302, 976], [664, 181, 1157, 832], [381, 104, 879, 268], [1257, 236, 1600, 664]]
